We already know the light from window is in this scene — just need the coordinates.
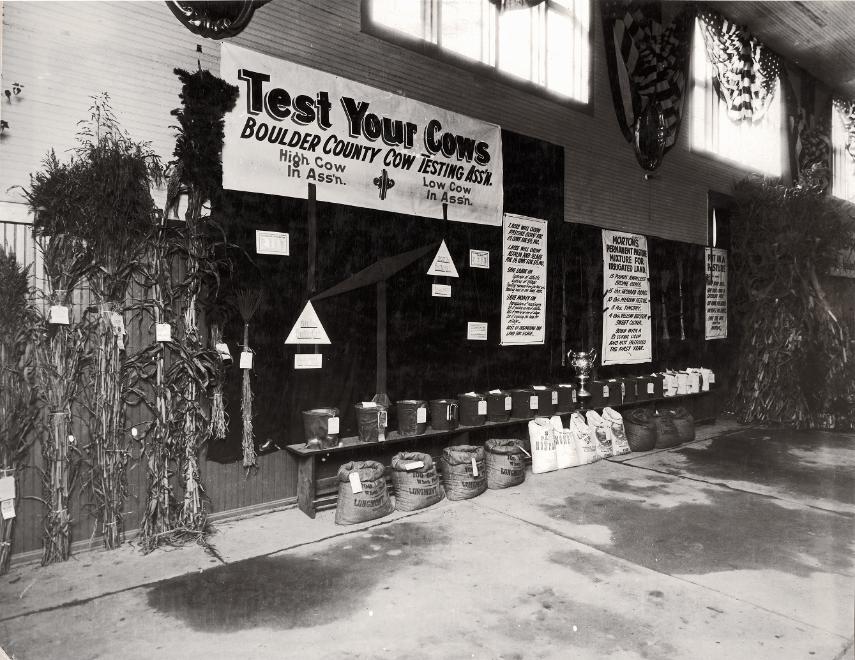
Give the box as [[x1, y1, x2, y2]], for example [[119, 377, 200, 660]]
[[370, 0, 590, 103], [690, 20, 782, 176], [832, 108, 855, 203]]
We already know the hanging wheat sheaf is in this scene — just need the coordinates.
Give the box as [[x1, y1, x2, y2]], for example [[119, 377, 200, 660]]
[[237, 289, 261, 472]]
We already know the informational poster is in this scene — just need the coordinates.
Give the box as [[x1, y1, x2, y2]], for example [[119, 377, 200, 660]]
[[221, 44, 503, 225], [500, 214, 547, 346], [705, 247, 728, 340], [601, 229, 652, 365]]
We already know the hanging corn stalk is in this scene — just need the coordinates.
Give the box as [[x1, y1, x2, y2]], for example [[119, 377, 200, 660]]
[[237, 289, 262, 471], [730, 177, 855, 427], [24, 94, 163, 550], [0, 249, 40, 574], [210, 324, 228, 440]]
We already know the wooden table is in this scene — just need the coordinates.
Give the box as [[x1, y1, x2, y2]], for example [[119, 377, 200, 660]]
[[285, 388, 720, 518]]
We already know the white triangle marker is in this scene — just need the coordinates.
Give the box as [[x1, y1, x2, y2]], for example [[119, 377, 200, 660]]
[[426, 239, 459, 278], [285, 301, 331, 345]]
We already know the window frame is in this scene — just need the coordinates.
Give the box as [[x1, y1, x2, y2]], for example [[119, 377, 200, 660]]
[[360, 0, 593, 113]]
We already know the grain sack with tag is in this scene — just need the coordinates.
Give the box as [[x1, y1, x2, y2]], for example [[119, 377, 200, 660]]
[[391, 452, 444, 511], [550, 415, 579, 468], [485, 439, 526, 489], [570, 412, 599, 465], [585, 409, 612, 458], [335, 460, 394, 525], [528, 417, 558, 474], [440, 445, 487, 500]]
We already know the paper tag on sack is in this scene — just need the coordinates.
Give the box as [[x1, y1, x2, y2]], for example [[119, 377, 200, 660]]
[[361, 401, 376, 408], [477, 400, 487, 415], [489, 389, 502, 394], [533, 385, 546, 391], [529, 395, 539, 410], [416, 407, 427, 424], [348, 472, 363, 494], [551, 391, 558, 405], [0, 476, 14, 501], [709, 371, 716, 384], [504, 396, 512, 411], [155, 323, 172, 342], [1, 499, 15, 520], [327, 417, 340, 435], [647, 382, 654, 394], [572, 389, 577, 402], [48, 305, 70, 325], [377, 410, 387, 428], [471, 457, 479, 477], [239, 351, 253, 369], [404, 461, 424, 471], [602, 385, 609, 398]]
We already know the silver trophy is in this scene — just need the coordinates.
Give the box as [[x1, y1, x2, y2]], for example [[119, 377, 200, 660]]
[[569, 348, 597, 400]]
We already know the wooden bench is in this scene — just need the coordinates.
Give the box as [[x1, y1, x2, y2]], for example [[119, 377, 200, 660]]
[[285, 388, 720, 518]]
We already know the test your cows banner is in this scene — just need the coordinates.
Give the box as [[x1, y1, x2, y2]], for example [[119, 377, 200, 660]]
[[221, 44, 504, 226]]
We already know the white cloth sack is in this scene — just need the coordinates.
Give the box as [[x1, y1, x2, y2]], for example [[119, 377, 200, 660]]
[[528, 417, 558, 474], [570, 412, 599, 465], [550, 415, 579, 468], [585, 409, 612, 459], [602, 407, 631, 456]]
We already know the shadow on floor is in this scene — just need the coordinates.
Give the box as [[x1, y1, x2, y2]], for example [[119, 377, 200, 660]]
[[147, 522, 448, 632]]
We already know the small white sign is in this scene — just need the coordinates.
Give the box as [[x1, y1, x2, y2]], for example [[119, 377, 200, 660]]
[[647, 382, 655, 395], [0, 499, 15, 520], [404, 461, 425, 471], [551, 391, 558, 405], [240, 351, 254, 370], [416, 407, 427, 424], [0, 476, 14, 501], [603, 385, 610, 399], [256, 230, 290, 255], [431, 283, 452, 298], [377, 410, 387, 428], [467, 322, 488, 341], [469, 249, 490, 269], [471, 457, 479, 477], [529, 395, 539, 410], [361, 401, 377, 408], [327, 416, 340, 435], [504, 396, 512, 411], [572, 389, 577, 402], [294, 353, 323, 369], [348, 472, 363, 494], [155, 323, 172, 342], [285, 301, 331, 345], [427, 239, 459, 277], [48, 305, 70, 325], [477, 400, 487, 416], [709, 371, 716, 384]]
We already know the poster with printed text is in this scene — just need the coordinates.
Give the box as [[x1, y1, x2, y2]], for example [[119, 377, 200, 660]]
[[221, 44, 503, 225], [601, 229, 652, 365], [500, 214, 547, 345], [705, 247, 728, 340]]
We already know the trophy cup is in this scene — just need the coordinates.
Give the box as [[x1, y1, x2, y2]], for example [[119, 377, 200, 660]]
[[569, 348, 597, 403]]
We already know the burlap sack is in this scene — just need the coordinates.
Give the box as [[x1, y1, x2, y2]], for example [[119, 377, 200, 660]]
[[335, 460, 394, 525], [391, 452, 445, 511], [652, 412, 682, 449], [661, 406, 695, 444], [440, 445, 487, 500], [624, 407, 656, 452], [484, 439, 526, 489]]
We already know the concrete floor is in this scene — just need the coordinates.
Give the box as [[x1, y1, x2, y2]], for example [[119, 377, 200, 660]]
[[0, 420, 853, 660]]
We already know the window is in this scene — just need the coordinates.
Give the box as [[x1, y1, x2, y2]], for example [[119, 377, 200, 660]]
[[832, 108, 855, 203], [368, 0, 590, 103], [690, 20, 783, 176]]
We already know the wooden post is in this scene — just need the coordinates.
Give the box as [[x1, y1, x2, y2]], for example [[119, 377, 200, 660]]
[[307, 183, 317, 295], [376, 280, 387, 395]]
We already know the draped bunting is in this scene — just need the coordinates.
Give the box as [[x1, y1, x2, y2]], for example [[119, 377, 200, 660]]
[[782, 66, 832, 190], [600, 1, 695, 161], [834, 98, 855, 162], [697, 9, 781, 122]]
